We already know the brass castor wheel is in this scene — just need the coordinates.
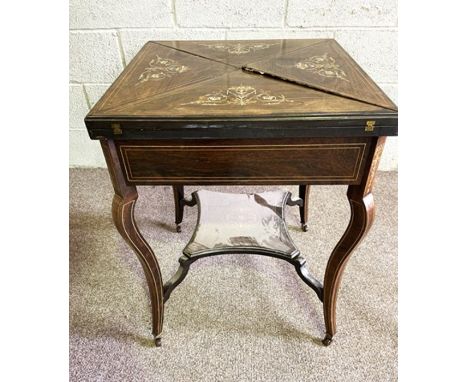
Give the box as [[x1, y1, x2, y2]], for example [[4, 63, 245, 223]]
[[301, 223, 308, 232], [322, 334, 333, 346], [176, 224, 182, 233], [154, 336, 162, 347]]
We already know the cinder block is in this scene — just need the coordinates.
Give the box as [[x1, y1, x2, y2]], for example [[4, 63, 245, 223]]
[[84, 84, 112, 107], [69, 85, 89, 128], [176, 0, 284, 28], [335, 30, 397, 83], [69, 0, 173, 29], [287, 0, 397, 27], [379, 84, 398, 104], [379, 137, 398, 171], [70, 31, 123, 83], [69, 130, 107, 167], [226, 28, 334, 40], [120, 28, 227, 62]]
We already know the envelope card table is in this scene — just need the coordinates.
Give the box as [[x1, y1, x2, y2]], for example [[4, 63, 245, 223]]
[[85, 39, 398, 347]]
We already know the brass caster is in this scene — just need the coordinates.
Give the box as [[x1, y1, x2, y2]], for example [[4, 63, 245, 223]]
[[154, 336, 162, 347], [176, 224, 182, 233], [301, 223, 308, 232], [322, 334, 333, 346]]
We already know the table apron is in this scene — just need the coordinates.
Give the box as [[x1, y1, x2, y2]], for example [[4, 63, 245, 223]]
[[115, 138, 373, 185]]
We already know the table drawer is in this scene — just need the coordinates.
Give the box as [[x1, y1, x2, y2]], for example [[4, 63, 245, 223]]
[[117, 138, 371, 185]]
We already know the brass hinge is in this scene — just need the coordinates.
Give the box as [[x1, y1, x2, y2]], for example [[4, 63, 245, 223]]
[[111, 123, 122, 135], [365, 120, 376, 132]]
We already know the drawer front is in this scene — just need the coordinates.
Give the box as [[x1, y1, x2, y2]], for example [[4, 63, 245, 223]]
[[117, 138, 371, 185]]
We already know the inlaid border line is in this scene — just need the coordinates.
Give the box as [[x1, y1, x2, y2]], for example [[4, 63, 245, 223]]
[[119, 143, 367, 182]]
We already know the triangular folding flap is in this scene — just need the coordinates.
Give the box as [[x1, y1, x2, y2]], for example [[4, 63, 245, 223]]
[[90, 42, 234, 114], [243, 39, 397, 111], [156, 39, 324, 68], [105, 69, 387, 118]]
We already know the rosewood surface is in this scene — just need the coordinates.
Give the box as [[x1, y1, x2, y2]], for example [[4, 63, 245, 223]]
[[86, 39, 397, 139], [116, 137, 371, 185], [85, 39, 397, 347]]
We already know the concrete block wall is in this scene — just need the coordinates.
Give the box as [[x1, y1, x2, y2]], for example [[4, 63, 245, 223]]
[[70, 0, 398, 169]]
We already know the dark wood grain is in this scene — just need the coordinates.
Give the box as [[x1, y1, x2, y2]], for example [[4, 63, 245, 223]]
[[299, 185, 311, 231], [96, 70, 388, 117], [86, 114, 397, 140], [172, 185, 184, 232], [92, 42, 234, 114], [116, 137, 371, 185], [321, 136, 385, 346], [85, 39, 397, 140], [100, 138, 165, 346], [244, 39, 396, 111], [86, 39, 397, 347], [156, 39, 324, 67]]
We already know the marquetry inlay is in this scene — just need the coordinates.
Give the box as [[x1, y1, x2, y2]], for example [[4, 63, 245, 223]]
[[181, 85, 294, 106], [295, 53, 349, 82], [137, 55, 189, 84], [198, 42, 279, 55]]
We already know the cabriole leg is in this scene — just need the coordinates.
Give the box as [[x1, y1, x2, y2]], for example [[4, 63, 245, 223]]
[[112, 194, 165, 344], [101, 139, 164, 346], [322, 137, 385, 346], [322, 189, 374, 345]]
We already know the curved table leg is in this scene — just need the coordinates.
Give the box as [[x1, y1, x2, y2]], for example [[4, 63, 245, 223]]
[[322, 189, 374, 345], [322, 137, 385, 346], [172, 185, 184, 233], [112, 193, 165, 346], [101, 139, 164, 347], [299, 185, 310, 232]]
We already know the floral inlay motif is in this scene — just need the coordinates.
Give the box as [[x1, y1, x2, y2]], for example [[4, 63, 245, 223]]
[[182, 85, 294, 106], [295, 53, 349, 81], [136, 55, 189, 84], [199, 43, 279, 55]]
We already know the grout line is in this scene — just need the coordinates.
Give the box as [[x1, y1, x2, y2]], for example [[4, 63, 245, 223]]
[[288, 26, 397, 30], [116, 30, 127, 67], [70, 27, 173, 32], [171, 0, 178, 27], [82, 84, 92, 110], [283, 0, 290, 27]]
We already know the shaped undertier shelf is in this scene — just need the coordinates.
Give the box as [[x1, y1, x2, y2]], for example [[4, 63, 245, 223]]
[[184, 190, 299, 257], [163, 189, 323, 302]]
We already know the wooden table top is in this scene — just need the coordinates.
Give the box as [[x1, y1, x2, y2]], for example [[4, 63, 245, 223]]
[[86, 39, 397, 139]]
